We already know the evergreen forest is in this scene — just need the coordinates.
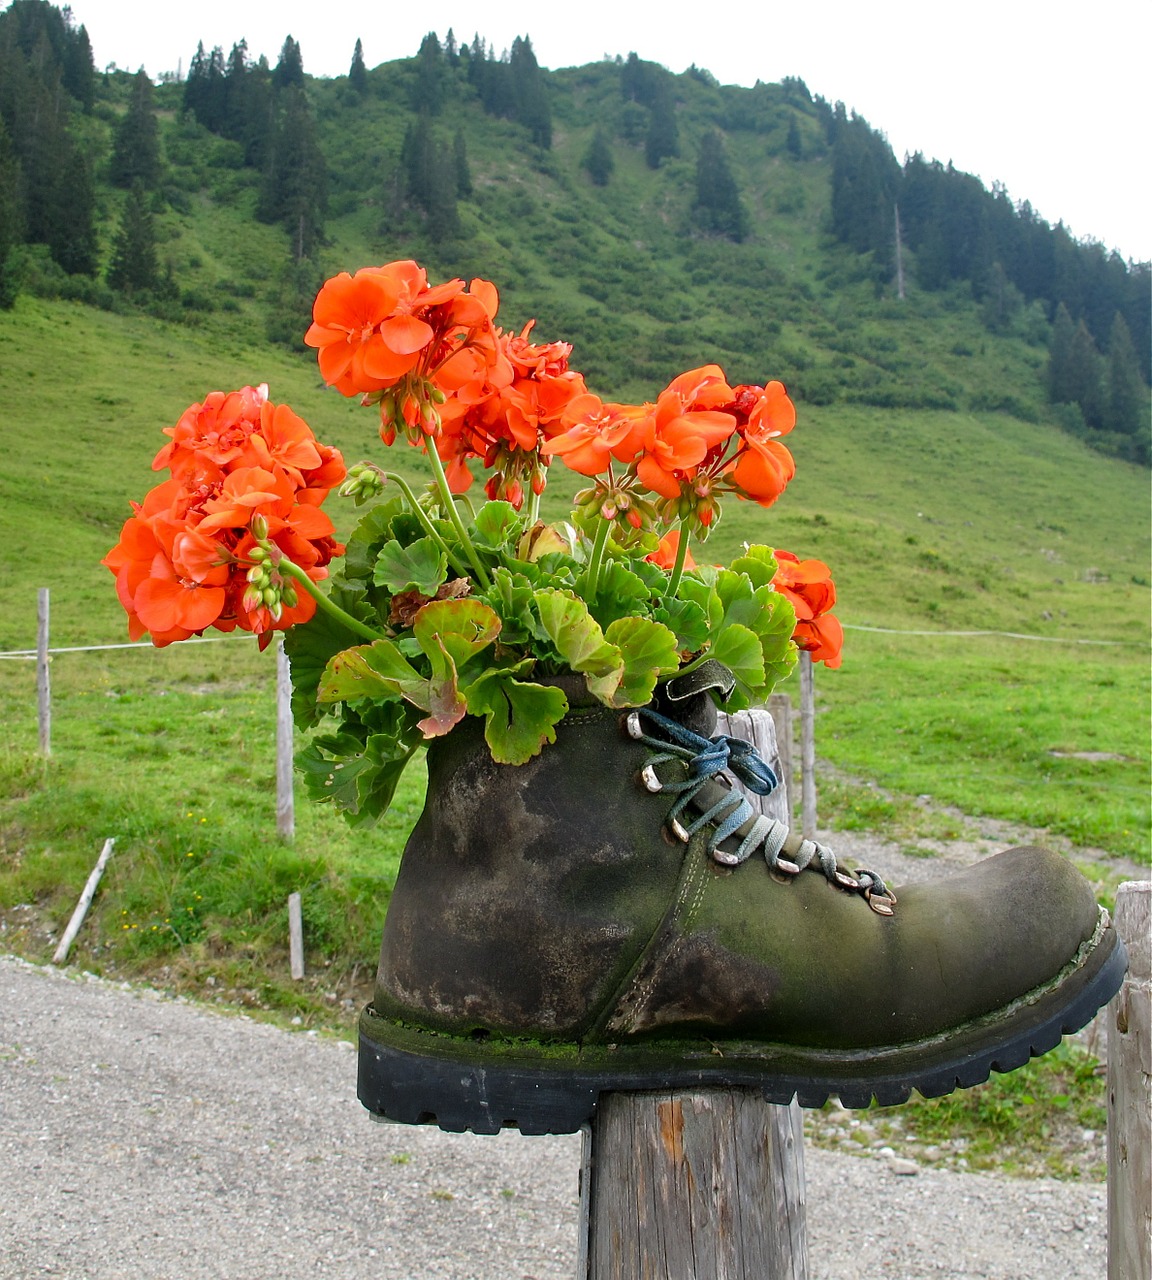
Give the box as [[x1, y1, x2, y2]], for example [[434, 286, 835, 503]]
[[0, 0, 1148, 463]]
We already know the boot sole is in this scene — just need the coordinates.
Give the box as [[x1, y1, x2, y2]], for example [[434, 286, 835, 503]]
[[357, 922, 1126, 1135]]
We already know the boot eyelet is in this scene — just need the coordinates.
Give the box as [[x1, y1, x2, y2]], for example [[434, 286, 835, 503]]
[[774, 857, 801, 876], [639, 764, 663, 793], [669, 817, 691, 842], [623, 711, 645, 740]]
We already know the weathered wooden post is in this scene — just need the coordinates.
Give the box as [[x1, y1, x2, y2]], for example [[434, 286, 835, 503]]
[[276, 636, 295, 840], [36, 587, 50, 756], [1108, 880, 1150, 1280], [52, 838, 115, 965], [798, 652, 816, 839], [288, 891, 305, 980], [767, 693, 794, 819], [580, 707, 807, 1279]]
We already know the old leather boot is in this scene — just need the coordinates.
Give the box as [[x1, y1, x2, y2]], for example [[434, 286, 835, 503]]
[[359, 688, 1126, 1134]]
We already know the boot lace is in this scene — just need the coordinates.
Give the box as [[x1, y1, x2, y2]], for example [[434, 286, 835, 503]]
[[626, 706, 897, 916]]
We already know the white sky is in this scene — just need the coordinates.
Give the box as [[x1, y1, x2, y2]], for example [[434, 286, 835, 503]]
[[70, 0, 1150, 263]]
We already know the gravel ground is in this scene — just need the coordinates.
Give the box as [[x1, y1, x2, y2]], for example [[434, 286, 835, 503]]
[[1, 953, 1115, 1280]]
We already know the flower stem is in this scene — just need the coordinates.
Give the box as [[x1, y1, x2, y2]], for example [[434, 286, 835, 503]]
[[422, 442, 491, 590], [381, 471, 469, 579], [665, 519, 692, 601], [583, 515, 612, 600], [278, 560, 383, 644]]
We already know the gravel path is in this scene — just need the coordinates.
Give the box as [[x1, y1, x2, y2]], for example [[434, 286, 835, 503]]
[[1, 954, 1111, 1280]]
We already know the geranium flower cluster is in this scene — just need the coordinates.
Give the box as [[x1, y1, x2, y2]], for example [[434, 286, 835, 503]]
[[104, 385, 346, 647], [771, 551, 844, 668]]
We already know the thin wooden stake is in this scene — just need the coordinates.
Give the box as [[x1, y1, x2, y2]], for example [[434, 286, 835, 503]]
[[1108, 880, 1151, 1280], [799, 651, 817, 839], [767, 693, 795, 821], [276, 637, 295, 840], [37, 587, 51, 756], [52, 838, 115, 965], [288, 891, 305, 980]]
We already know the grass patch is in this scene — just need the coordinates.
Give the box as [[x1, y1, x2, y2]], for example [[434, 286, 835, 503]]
[[808, 1040, 1108, 1180]]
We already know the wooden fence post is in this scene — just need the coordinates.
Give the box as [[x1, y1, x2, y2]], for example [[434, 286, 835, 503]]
[[37, 587, 50, 756], [288, 891, 305, 980], [767, 693, 794, 819], [580, 707, 807, 1279], [276, 637, 295, 840], [798, 652, 816, 840], [1108, 880, 1150, 1280]]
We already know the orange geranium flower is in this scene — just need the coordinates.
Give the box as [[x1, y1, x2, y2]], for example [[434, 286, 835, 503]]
[[772, 550, 843, 668], [304, 261, 502, 409], [104, 389, 346, 647]]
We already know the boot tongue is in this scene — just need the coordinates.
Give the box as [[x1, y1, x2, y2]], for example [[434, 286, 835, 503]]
[[655, 660, 733, 737]]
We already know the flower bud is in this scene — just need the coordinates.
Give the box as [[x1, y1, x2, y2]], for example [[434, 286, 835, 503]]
[[250, 514, 269, 541]]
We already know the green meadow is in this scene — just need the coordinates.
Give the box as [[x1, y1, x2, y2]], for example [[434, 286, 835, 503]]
[[1, 271, 1147, 1180]]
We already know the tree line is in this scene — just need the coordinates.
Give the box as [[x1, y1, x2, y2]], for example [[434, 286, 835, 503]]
[[823, 103, 1149, 456]]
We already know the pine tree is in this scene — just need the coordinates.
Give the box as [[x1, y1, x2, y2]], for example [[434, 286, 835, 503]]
[[258, 87, 327, 261], [0, 118, 22, 308], [509, 36, 550, 148], [644, 83, 678, 168], [1066, 320, 1104, 428], [411, 32, 444, 115], [272, 36, 304, 91], [110, 70, 162, 189], [582, 128, 614, 186], [1104, 314, 1148, 444], [785, 114, 802, 159], [693, 130, 748, 241], [349, 38, 368, 95], [107, 183, 158, 295], [1047, 303, 1077, 405], [453, 129, 472, 198]]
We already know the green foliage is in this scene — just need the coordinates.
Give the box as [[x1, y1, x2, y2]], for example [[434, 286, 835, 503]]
[[348, 38, 368, 96], [109, 70, 162, 189], [106, 183, 158, 295], [692, 130, 748, 242]]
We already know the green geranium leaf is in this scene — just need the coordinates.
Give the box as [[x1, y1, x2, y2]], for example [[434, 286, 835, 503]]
[[412, 598, 502, 675], [317, 639, 428, 708], [677, 574, 724, 632], [583, 560, 652, 630], [654, 596, 711, 654], [756, 591, 799, 687], [603, 617, 681, 707], [484, 567, 536, 645], [472, 500, 522, 550], [465, 670, 569, 765], [533, 589, 623, 697], [416, 634, 467, 738], [297, 730, 416, 827], [729, 544, 778, 589], [708, 622, 766, 708], [283, 588, 379, 726], [342, 495, 407, 582], [373, 537, 448, 596]]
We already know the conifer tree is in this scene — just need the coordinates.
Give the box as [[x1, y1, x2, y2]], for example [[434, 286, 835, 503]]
[[1066, 320, 1104, 428], [693, 130, 748, 241], [644, 83, 679, 168], [786, 114, 802, 159], [453, 129, 472, 198], [582, 128, 614, 186], [1046, 302, 1078, 405], [258, 87, 327, 260], [509, 36, 551, 148], [110, 70, 162, 189], [272, 36, 304, 90], [107, 183, 158, 295], [1104, 314, 1147, 446], [0, 118, 22, 308], [411, 32, 444, 115], [349, 38, 368, 95]]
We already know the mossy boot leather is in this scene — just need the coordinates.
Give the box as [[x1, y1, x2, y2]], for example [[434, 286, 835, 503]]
[[359, 682, 1126, 1135]]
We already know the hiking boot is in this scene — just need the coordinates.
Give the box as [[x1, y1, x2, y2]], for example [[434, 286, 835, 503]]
[[359, 685, 1126, 1134]]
